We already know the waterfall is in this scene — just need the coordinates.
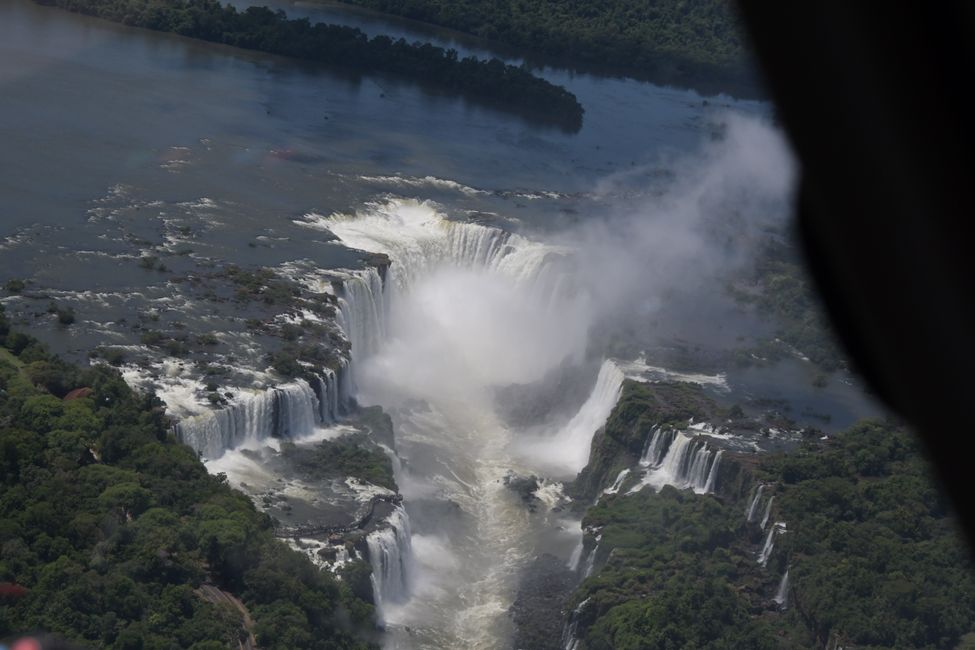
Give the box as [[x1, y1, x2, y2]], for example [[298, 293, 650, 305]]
[[366, 505, 414, 621], [336, 267, 389, 378], [703, 450, 723, 493], [561, 597, 590, 650], [757, 527, 775, 566], [758, 522, 786, 566], [320, 199, 572, 401], [628, 430, 722, 495], [639, 426, 672, 467], [760, 496, 775, 530], [746, 484, 765, 522], [272, 381, 320, 438], [773, 568, 790, 608], [335, 356, 354, 409], [175, 379, 322, 459], [581, 534, 602, 578], [567, 539, 584, 571], [554, 360, 625, 473], [602, 468, 631, 496], [310, 368, 342, 422], [684, 441, 717, 489]]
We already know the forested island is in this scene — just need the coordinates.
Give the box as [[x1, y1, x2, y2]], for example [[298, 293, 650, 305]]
[[34, 0, 584, 131], [558, 380, 975, 649], [0, 306, 378, 649], [331, 0, 757, 96]]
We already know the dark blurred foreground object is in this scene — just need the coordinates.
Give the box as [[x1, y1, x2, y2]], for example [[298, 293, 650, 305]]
[[736, 4, 975, 537]]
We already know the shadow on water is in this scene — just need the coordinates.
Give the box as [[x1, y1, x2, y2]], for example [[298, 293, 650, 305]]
[[43, 0, 584, 133], [250, 0, 765, 100]]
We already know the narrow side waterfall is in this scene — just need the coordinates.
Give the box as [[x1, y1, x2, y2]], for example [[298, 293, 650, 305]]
[[175, 377, 336, 459], [580, 533, 602, 579], [628, 428, 723, 495], [703, 450, 723, 493], [582, 545, 598, 578], [774, 568, 790, 608], [367, 505, 414, 622], [758, 522, 786, 566], [602, 468, 631, 496], [760, 496, 775, 530], [567, 538, 584, 571], [746, 484, 766, 522], [757, 527, 776, 566], [561, 597, 590, 650]]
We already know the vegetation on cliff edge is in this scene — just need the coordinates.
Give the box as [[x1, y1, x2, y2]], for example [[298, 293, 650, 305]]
[[332, 0, 755, 95], [0, 305, 376, 649], [569, 417, 975, 649]]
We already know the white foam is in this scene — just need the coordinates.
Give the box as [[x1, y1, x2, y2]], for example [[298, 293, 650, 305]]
[[354, 173, 488, 197], [615, 354, 729, 391], [519, 360, 625, 476]]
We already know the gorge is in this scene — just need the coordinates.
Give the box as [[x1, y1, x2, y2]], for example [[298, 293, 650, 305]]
[[3, 2, 969, 649]]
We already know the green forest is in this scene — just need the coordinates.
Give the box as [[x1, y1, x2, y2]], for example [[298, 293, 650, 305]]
[[36, 0, 583, 130], [568, 392, 975, 649], [734, 237, 846, 373], [332, 0, 755, 94], [0, 305, 377, 649]]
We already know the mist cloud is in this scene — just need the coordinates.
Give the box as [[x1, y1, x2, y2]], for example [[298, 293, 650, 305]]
[[564, 112, 797, 347], [342, 112, 796, 476]]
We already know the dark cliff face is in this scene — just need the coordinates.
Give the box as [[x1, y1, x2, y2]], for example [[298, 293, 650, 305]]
[[713, 451, 761, 504], [571, 380, 720, 500], [495, 360, 600, 430], [509, 554, 578, 650], [361, 252, 393, 284]]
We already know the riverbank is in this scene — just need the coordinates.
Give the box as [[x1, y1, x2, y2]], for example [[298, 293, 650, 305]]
[[35, 0, 584, 131]]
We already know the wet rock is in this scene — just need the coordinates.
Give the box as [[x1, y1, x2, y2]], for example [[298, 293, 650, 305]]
[[510, 554, 576, 650], [504, 472, 540, 511], [317, 546, 338, 562]]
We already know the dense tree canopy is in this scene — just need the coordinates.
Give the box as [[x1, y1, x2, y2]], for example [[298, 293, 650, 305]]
[[334, 0, 755, 94], [0, 305, 377, 649], [569, 417, 975, 649]]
